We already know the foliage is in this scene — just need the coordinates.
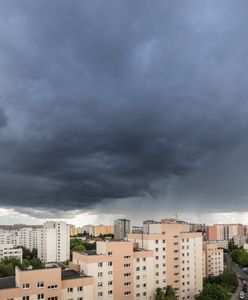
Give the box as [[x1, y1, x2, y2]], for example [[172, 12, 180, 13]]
[[0, 247, 44, 278], [204, 268, 238, 293], [231, 248, 248, 267], [155, 286, 177, 300], [70, 238, 96, 251], [195, 283, 230, 300], [228, 239, 239, 252]]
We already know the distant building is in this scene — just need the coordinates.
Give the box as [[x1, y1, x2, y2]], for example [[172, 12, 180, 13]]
[[233, 235, 247, 247], [143, 220, 159, 234], [0, 244, 22, 262], [132, 226, 144, 233], [207, 224, 244, 241], [93, 225, 114, 237], [69, 224, 78, 237], [114, 219, 130, 240], [82, 225, 94, 236]]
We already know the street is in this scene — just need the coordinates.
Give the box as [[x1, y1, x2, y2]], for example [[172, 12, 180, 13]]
[[226, 254, 248, 300]]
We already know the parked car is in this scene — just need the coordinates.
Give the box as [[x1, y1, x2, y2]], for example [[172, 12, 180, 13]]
[[240, 291, 245, 299]]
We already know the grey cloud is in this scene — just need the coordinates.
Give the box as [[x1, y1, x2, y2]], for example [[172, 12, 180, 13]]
[[0, 1, 248, 216]]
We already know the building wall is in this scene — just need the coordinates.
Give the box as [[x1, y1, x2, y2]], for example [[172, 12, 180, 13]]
[[0, 244, 22, 262], [203, 243, 224, 277]]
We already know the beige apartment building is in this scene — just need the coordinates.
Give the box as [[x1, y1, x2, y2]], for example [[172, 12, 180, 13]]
[[94, 225, 114, 237], [129, 223, 203, 300], [0, 265, 93, 300], [203, 242, 224, 277], [72, 240, 154, 300], [207, 224, 243, 241]]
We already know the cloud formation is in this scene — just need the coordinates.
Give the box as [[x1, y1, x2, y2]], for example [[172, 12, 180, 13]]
[[1, 1, 248, 218]]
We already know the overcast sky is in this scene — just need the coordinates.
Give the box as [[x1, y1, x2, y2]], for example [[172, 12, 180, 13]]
[[1, 1, 248, 225]]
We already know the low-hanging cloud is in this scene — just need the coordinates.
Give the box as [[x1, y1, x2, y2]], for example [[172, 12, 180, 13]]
[[1, 0, 248, 218]]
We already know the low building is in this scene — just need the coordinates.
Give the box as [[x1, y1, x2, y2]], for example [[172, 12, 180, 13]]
[[0, 265, 93, 299], [0, 244, 22, 262], [216, 240, 229, 250]]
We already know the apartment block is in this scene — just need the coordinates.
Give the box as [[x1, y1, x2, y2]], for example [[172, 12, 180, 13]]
[[94, 225, 114, 237], [207, 224, 244, 241], [72, 240, 154, 300], [70, 225, 79, 237], [203, 242, 224, 277], [129, 223, 203, 300], [114, 219, 130, 240], [0, 244, 22, 262], [38, 221, 70, 263], [0, 265, 93, 300], [0, 232, 19, 247]]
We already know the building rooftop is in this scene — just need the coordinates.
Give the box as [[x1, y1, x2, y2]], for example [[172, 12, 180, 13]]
[[62, 269, 89, 280], [82, 250, 97, 256], [0, 276, 16, 290]]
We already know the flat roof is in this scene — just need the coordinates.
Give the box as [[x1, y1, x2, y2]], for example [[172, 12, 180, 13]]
[[62, 269, 89, 280], [82, 250, 97, 256], [0, 276, 16, 290]]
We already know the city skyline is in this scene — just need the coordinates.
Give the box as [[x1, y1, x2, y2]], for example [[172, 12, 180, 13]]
[[1, 1, 248, 224]]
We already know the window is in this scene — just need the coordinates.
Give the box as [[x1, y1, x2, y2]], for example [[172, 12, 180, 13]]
[[155, 240, 158, 244], [38, 294, 44, 300], [67, 287, 73, 294], [98, 262, 103, 267], [48, 285, 58, 290], [108, 261, 112, 266], [108, 271, 113, 276], [108, 290, 113, 295], [23, 297, 29, 300], [124, 282, 131, 286], [136, 267, 140, 271], [98, 282, 103, 288], [37, 281, 44, 288], [142, 266, 146, 270], [108, 280, 112, 286], [108, 251, 112, 256], [77, 286, 83, 292], [124, 291, 131, 295], [23, 283, 30, 289], [98, 272, 103, 277], [98, 292, 103, 297], [124, 263, 130, 268], [124, 255, 131, 259], [124, 273, 131, 277], [77, 298, 83, 300], [142, 257, 146, 262]]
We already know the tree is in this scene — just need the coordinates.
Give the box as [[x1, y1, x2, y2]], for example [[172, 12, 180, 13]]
[[165, 285, 177, 300], [195, 283, 230, 300], [73, 244, 86, 252], [155, 286, 177, 300]]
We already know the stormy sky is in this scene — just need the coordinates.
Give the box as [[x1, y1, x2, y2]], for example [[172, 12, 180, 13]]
[[1, 1, 248, 224]]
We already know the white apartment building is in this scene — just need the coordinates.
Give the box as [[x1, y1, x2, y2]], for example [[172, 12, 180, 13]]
[[0, 244, 23, 262], [0, 232, 19, 247], [38, 221, 70, 263]]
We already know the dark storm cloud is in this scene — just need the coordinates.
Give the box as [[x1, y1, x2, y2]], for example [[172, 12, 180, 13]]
[[1, 0, 248, 215]]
